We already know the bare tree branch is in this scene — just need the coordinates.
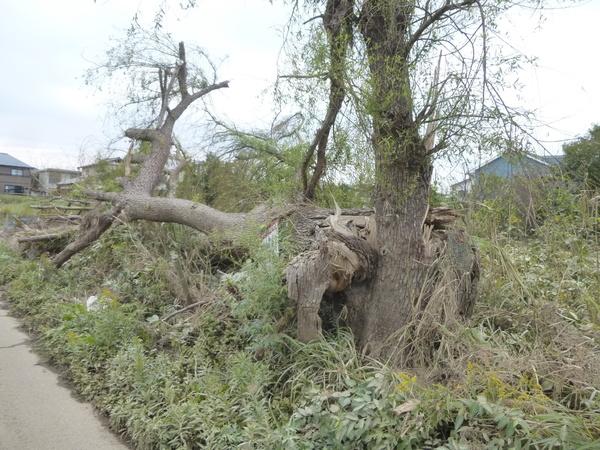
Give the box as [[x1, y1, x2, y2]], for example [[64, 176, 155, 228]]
[[170, 80, 229, 120], [405, 0, 477, 57]]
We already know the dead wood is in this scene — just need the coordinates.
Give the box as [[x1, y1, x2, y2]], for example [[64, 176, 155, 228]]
[[161, 300, 211, 322], [287, 205, 378, 341], [53, 41, 229, 268], [53, 207, 121, 267], [17, 229, 77, 243]]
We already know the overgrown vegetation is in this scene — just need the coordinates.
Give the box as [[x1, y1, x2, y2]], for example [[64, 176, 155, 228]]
[[0, 194, 37, 222], [1, 176, 599, 448]]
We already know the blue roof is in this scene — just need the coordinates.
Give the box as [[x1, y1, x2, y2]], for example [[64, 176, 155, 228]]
[[0, 153, 35, 168], [538, 154, 564, 165]]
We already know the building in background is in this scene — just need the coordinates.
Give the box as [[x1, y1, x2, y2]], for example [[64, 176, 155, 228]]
[[0, 153, 35, 194], [78, 157, 123, 179], [33, 168, 81, 195]]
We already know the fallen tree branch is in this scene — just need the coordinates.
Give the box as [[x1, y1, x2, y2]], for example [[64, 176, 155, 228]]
[[161, 300, 210, 322], [53, 206, 121, 267], [30, 205, 94, 212], [17, 229, 76, 243], [53, 41, 230, 267]]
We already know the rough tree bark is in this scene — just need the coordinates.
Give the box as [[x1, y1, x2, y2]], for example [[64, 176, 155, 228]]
[[345, 0, 435, 356], [348, 0, 477, 358]]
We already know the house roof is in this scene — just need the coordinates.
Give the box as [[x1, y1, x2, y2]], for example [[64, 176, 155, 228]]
[[450, 179, 470, 189], [470, 153, 553, 176], [471, 152, 563, 174], [0, 153, 35, 169], [538, 154, 564, 165], [78, 157, 123, 170]]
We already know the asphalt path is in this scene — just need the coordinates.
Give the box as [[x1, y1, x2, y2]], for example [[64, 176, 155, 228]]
[[0, 299, 128, 450]]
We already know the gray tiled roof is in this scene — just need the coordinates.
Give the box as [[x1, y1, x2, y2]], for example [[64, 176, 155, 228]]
[[0, 153, 34, 168]]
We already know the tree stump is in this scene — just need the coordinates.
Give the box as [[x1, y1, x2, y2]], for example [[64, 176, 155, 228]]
[[286, 207, 479, 344]]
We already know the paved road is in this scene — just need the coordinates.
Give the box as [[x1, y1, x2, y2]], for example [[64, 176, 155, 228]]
[[0, 299, 129, 450]]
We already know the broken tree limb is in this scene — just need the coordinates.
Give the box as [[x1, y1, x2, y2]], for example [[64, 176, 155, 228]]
[[119, 196, 253, 233], [287, 249, 331, 341], [161, 300, 210, 322], [124, 128, 162, 143], [53, 206, 121, 268], [53, 41, 230, 268], [17, 229, 77, 243]]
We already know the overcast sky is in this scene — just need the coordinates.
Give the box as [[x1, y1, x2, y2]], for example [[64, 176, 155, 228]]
[[0, 0, 289, 169], [1, 0, 599, 183]]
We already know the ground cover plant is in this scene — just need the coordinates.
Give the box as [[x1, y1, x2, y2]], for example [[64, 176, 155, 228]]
[[1, 181, 599, 449]]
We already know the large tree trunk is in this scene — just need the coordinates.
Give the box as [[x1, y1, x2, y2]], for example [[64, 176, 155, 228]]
[[285, 205, 478, 356], [349, 1, 440, 357]]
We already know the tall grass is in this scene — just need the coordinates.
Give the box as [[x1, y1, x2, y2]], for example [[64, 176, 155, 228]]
[[0, 194, 37, 220], [1, 180, 599, 448]]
